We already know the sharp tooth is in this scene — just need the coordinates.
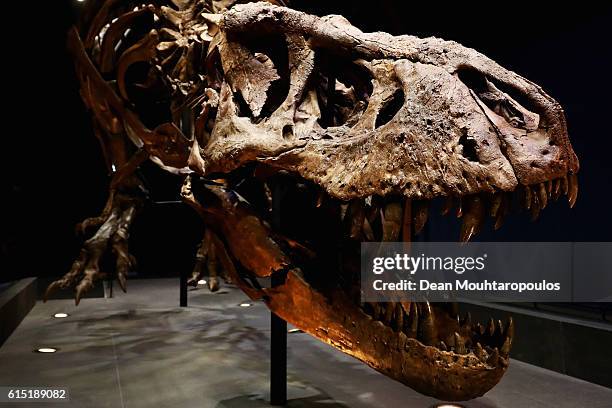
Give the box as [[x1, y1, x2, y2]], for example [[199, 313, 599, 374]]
[[394, 303, 404, 332], [405, 302, 418, 338], [496, 319, 504, 339], [456, 197, 463, 218], [546, 180, 553, 198], [401, 199, 412, 243], [505, 317, 515, 342], [368, 302, 382, 320], [501, 336, 512, 356], [494, 193, 509, 231], [460, 195, 485, 242], [568, 173, 578, 208], [475, 342, 487, 361], [530, 190, 541, 221], [487, 318, 495, 336], [454, 332, 467, 354], [552, 179, 561, 201], [346, 200, 365, 239], [552, 178, 562, 201], [382, 201, 402, 241], [487, 348, 500, 365], [538, 183, 548, 209], [441, 196, 453, 216], [412, 200, 429, 235], [476, 322, 485, 336], [523, 185, 532, 210], [490, 193, 502, 218], [439, 341, 448, 351], [419, 302, 437, 346], [560, 174, 569, 195], [316, 191, 326, 207], [365, 195, 372, 206]]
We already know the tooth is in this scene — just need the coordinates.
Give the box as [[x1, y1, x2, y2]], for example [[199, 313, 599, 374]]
[[382, 201, 402, 241], [439, 341, 448, 351], [494, 193, 509, 231], [490, 193, 502, 218], [367, 302, 381, 320], [456, 197, 463, 218], [568, 173, 578, 208], [475, 342, 487, 361], [487, 318, 495, 336], [460, 195, 485, 242], [530, 191, 541, 221], [346, 200, 365, 239], [450, 302, 459, 318], [316, 191, 326, 207], [505, 317, 515, 342], [476, 322, 485, 336], [404, 302, 418, 338], [394, 303, 404, 332], [402, 199, 412, 242], [560, 174, 569, 195], [412, 200, 429, 235], [441, 196, 453, 216], [501, 336, 512, 356], [419, 302, 437, 346], [496, 319, 504, 339], [523, 185, 532, 210], [538, 183, 548, 209], [546, 180, 553, 198], [487, 348, 500, 365], [454, 332, 467, 354], [552, 178, 562, 201]]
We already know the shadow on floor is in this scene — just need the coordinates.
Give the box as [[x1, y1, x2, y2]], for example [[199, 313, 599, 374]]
[[216, 393, 350, 407]]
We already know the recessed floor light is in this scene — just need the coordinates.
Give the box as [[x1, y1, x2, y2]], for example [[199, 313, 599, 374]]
[[432, 404, 465, 408], [35, 348, 58, 353], [197, 279, 207, 285], [53, 313, 69, 318], [239, 302, 252, 307], [288, 328, 303, 334]]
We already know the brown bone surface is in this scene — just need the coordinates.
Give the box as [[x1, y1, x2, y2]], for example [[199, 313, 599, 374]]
[[54, 0, 579, 401]]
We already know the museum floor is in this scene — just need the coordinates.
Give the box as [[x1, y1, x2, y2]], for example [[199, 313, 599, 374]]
[[0, 279, 610, 408]]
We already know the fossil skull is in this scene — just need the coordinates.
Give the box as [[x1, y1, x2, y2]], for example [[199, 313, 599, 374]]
[[67, 0, 579, 401]]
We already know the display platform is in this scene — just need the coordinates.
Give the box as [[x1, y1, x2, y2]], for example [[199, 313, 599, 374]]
[[0, 279, 610, 408]]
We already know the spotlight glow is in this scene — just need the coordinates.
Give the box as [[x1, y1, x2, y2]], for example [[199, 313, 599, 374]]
[[53, 313, 69, 318], [197, 279, 207, 285], [35, 348, 58, 353], [432, 404, 464, 408], [239, 302, 252, 308]]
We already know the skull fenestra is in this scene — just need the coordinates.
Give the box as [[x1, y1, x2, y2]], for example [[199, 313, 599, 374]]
[[47, 0, 579, 401]]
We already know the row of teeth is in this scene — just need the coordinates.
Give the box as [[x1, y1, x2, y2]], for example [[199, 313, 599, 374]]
[[332, 173, 578, 243], [360, 301, 514, 361]]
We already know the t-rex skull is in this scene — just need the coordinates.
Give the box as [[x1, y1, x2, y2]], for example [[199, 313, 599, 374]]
[[64, 0, 579, 401]]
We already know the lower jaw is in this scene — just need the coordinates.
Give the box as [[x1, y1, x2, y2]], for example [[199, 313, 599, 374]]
[[263, 270, 508, 401]]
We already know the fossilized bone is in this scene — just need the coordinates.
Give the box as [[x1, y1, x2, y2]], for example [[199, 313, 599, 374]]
[[47, 0, 579, 401]]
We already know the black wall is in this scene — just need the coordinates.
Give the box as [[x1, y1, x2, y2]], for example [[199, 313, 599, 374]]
[[2, 1, 611, 283]]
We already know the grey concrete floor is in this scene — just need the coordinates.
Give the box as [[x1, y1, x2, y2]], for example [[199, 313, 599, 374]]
[[0, 279, 610, 408]]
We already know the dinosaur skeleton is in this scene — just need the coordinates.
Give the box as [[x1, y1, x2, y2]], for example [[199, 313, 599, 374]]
[[46, 0, 579, 401]]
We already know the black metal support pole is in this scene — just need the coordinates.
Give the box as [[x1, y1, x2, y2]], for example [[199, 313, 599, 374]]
[[179, 268, 188, 307], [270, 180, 287, 406], [270, 276, 287, 405]]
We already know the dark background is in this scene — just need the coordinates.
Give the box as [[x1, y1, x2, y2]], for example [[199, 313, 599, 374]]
[[2, 1, 611, 283]]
